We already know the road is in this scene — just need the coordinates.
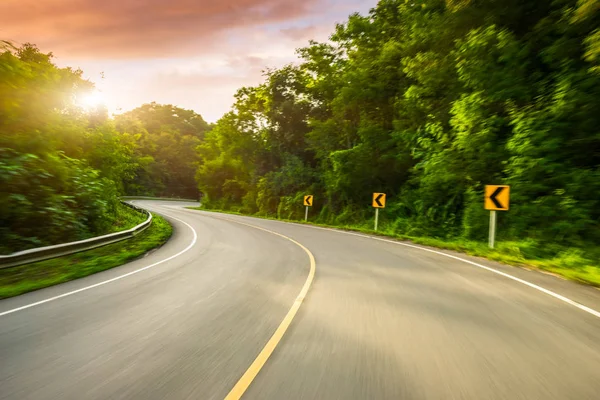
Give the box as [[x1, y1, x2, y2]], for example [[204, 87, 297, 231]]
[[1, 200, 600, 400]]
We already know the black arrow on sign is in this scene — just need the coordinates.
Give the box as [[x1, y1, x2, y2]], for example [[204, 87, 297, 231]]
[[489, 187, 505, 209], [306, 196, 312, 205], [374, 193, 384, 207]]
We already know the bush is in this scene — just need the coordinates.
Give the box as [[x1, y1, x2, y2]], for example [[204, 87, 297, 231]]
[[0, 149, 118, 253]]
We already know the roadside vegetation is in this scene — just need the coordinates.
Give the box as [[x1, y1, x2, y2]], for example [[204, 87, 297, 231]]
[[2, 1, 599, 290], [189, 207, 600, 287], [0, 213, 172, 299], [1, 41, 208, 254], [111, 203, 148, 231], [194, 0, 599, 285]]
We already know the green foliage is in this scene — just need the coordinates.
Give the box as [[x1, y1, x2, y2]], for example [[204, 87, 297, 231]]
[[115, 102, 210, 199], [195, 0, 599, 265], [1, 43, 208, 252], [0, 43, 122, 252], [0, 213, 172, 299]]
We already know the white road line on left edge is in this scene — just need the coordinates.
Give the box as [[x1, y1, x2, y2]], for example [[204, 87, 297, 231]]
[[0, 211, 197, 317]]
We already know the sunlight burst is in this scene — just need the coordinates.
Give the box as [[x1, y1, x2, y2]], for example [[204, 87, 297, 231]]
[[77, 90, 105, 110]]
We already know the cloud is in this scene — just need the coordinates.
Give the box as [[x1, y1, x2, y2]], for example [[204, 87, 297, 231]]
[[111, 68, 267, 122], [134, 55, 272, 120], [0, 0, 321, 58], [225, 55, 270, 70], [152, 68, 265, 89], [1, 0, 379, 121], [280, 25, 321, 41]]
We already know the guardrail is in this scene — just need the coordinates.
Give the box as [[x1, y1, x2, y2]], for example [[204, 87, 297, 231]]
[[120, 196, 199, 202], [0, 201, 152, 269]]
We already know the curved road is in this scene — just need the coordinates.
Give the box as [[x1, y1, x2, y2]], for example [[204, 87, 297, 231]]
[[1, 200, 600, 399]]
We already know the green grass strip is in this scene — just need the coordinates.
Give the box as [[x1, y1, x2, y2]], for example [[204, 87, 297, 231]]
[[0, 213, 172, 299]]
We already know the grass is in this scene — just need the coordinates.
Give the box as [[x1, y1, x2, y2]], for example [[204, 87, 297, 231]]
[[187, 206, 600, 288], [0, 213, 172, 299], [108, 202, 149, 232]]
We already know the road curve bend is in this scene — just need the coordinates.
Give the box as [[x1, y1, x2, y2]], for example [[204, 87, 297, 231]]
[[1, 200, 600, 400]]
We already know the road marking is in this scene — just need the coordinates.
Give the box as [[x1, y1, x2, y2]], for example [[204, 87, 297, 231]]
[[327, 230, 600, 319], [205, 216, 316, 400], [304, 227, 600, 319], [189, 210, 600, 320], [0, 212, 197, 318]]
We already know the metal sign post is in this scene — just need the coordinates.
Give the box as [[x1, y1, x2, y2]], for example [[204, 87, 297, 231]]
[[372, 193, 386, 231], [303, 195, 313, 222], [489, 210, 496, 249], [484, 185, 510, 249]]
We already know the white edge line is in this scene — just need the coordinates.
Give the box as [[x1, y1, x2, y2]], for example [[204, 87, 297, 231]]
[[187, 209, 600, 320], [0, 211, 197, 317]]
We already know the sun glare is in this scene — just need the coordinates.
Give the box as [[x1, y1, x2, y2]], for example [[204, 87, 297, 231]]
[[78, 90, 106, 110]]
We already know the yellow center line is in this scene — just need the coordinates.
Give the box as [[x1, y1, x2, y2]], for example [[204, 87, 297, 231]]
[[212, 216, 316, 400]]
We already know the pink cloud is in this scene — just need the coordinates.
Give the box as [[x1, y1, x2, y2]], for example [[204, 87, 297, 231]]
[[1, 0, 379, 121], [280, 26, 321, 41], [0, 0, 320, 58]]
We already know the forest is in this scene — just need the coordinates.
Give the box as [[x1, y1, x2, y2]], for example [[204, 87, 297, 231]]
[[197, 0, 600, 257], [1, 0, 599, 273], [0, 42, 209, 253]]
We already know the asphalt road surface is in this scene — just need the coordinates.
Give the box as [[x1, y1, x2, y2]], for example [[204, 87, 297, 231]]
[[1, 200, 600, 400]]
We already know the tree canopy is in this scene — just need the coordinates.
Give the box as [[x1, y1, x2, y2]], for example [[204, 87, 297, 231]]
[[0, 43, 208, 253], [115, 102, 210, 198], [196, 0, 600, 250], [2, 0, 599, 259]]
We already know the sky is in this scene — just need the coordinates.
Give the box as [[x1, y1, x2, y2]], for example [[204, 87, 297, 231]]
[[0, 0, 377, 122]]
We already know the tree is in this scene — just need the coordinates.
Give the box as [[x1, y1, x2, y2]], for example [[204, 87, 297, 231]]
[[195, 0, 600, 251], [114, 103, 210, 198]]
